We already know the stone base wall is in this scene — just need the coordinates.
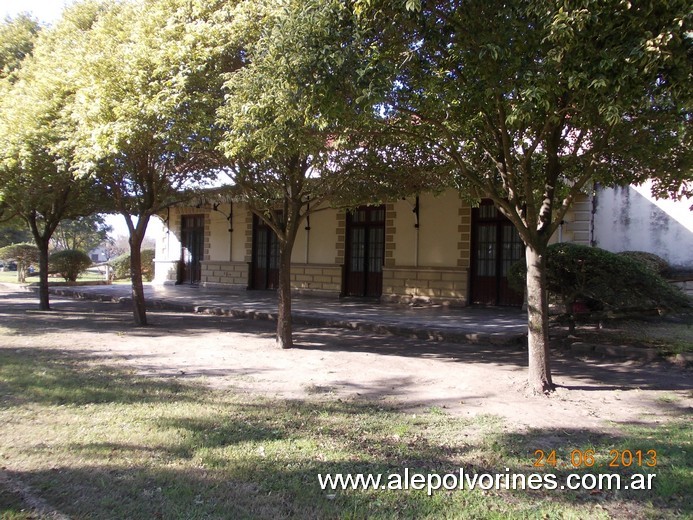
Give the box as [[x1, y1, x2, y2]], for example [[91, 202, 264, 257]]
[[290, 264, 342, 296], [201, 261, 248, 288], [200, 261, 342, 296], [382, 266, 468, 306]]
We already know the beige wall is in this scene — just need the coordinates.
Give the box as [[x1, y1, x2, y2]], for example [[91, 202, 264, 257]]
[[419, 191, 465, 267], [389, 191, 468, 269], [382, 191, 470, 304], [155, 191, 474, 302], [290, 205, 339, 265], [208, 205, 231, 261], [231, 204, 250, 263]]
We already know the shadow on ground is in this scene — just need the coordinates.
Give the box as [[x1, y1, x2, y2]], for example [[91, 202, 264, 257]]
[[1, 288, 691, 400]]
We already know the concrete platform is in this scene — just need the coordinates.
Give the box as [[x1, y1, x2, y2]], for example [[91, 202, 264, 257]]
[[14, 282, 528, 345]]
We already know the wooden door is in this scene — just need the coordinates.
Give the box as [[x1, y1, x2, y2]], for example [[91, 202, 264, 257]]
[[345, 206, 385, 297], [470, 201, 524, 306], [251, 215, 279, 290], [180, 215, 204, 284]]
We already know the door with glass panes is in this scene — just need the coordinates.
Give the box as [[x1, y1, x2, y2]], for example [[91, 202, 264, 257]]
[[470, 200, 525, 306], [180, 215, 204, 284], [251, 215, 279, 290], [344, 206, 385, 297]]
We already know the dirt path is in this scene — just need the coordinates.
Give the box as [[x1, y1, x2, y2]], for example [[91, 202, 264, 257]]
[[1, 287, 690, 432]]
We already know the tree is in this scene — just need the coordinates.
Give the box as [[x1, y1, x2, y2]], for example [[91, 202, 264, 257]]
[[71, 0, 228, 325], [0, 16, 40, 251], [51, 215, 112, 253], [357, 0, 692, 392], [0, 243, 39, 282], [213, 0, 435, 348], [0, 4, 103, 310], [0, 14, 41, 83]]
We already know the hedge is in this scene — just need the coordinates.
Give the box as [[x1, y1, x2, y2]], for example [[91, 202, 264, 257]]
[[110, 249, 155, 281], [49, 249, 92, 282], [508, 243, 689, 318]]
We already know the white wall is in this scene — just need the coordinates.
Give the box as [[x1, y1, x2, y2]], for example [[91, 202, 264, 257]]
[[593, 183, 693, 268]]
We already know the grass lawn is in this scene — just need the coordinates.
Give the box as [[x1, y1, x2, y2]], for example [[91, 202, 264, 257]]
[[0, 347, 690, 519], [0, 271, 20, 284], [0, 270, 107, 285]]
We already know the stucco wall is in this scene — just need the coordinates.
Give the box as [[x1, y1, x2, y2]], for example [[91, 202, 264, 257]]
[[208, 205, 231, 262], [291, 205, 339, 265], [593, 184, 693, 268], [383, 191, 470, 304], [390, 191, 465, 268]]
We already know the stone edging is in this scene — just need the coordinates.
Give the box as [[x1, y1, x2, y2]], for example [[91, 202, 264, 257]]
[[6, 283, 689, 365]]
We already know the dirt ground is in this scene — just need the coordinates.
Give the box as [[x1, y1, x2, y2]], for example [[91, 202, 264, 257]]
[[1, 286, 691, 433]]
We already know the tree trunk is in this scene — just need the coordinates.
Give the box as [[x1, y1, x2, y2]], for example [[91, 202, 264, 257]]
[[525, 244, 554, 393], [16, 261, 26, 283], [129, 231, 147, 326], [276, 241, 294, 349], [37, 239, 50, 311]]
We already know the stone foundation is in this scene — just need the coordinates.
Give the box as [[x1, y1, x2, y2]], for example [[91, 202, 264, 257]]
[[382, 266, 468, 306], [201, 261, 249, 288], [290, 264, 342, 296]]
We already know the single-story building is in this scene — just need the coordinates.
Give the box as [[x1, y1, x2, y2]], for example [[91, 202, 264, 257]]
[[152, 183, 691, 306]]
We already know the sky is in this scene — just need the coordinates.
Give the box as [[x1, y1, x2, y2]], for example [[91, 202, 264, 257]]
[[0, 0, 74, 24]]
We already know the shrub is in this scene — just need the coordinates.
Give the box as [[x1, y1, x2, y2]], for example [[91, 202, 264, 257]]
[[110, 252, 131, 280], [0, 242, 39, 282], [616, 251, 670, 275], [507, 258, 527, 295], [109, 249, 155, 282], [508, 243, 689, 318], [49, 249, 92, 282]]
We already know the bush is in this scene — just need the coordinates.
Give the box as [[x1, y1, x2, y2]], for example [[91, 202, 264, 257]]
[[508, 243, 690, 317], [49, 249, 92, 282], [110, 252, 131, 280], [109, 249, 155, 282], [616, 251, 670, 275]]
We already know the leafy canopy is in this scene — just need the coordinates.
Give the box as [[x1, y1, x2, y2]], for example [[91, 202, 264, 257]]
[[359, 0, 691, 240], [71, 0, 228, 218], [0, 14, 41, 83]]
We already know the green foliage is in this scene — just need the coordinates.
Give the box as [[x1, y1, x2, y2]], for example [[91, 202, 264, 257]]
[[0, 242, 39, 282], [0, 219, 32, 248], [48, 249, 92, 282], [0, 242, 39, 264], [52, 215, 113, 253], [509, 243, 690, 315], [362, 0, 692, 224], [617, 251, 670, 275], [216, 0, 399, 216], [110, 253, 130, 280], [71, 0, 224, 218], [0, 13, 41, 82], [110, 249, 155, 282]]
